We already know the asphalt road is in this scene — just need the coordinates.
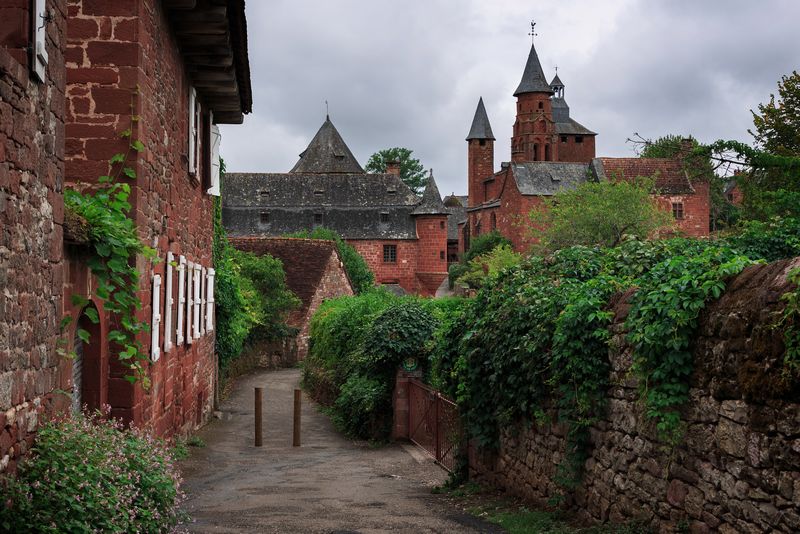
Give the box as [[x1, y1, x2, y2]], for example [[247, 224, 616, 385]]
[[180, 368, 501, 533]]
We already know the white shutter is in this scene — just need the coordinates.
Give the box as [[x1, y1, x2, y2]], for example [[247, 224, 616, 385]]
[[32, 0, 48, 82], [151, 274, 162, 362], [200, 266, 207, 336], [193, 263, 202, 339], [164, 252, 174, 353], [176, 256, 186, 345], [206, 268, 215, 332], [186, 261, 194, 345], [208, 120, 222, 196], [188, 87, 198, 175]]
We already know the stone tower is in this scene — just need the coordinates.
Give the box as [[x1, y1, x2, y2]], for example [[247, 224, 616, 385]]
[[466, 97, 495, 207], [511, 42, 557, 163]]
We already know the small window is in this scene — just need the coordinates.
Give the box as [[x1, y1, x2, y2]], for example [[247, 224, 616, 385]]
[[260, 190, 270, 199], [260, 212, 270, 223], [672, 202, 685, 220], [440, 221, 445, 229], [383, 244, 397, 263], [314, 213, 323, 225], [479, 139, 486, 146], [439, 251, 445, 260], [538, 102, 543, 109], [387, 189, 397, 195], [380, 212, 389, 223], [560, 136, 568, 143], [314, 189, 324, 196], [575, 136, 584, 144]]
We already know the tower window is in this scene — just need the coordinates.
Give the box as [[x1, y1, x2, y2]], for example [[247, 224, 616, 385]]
[[260, 212, 270, 223], [314, 189, 324, 196], [314, 213, 323, 225], [440, 251, 445, 260], [380, 212, 389, 223], [479, 139, 486, 146], [259, 190, 270, 199], [538, 102, 543, 109], [560, 136, 568, 143], [383, 244, 397, 263], [440, 221, 445, 229], [672, 202, 685, 220], [575, 136, 584, 143]]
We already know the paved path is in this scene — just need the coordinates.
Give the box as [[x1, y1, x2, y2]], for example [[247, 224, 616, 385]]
[[181, 368, 500, 533]]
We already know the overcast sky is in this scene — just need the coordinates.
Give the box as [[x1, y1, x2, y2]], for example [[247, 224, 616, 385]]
[[219, 0, 800, 197]]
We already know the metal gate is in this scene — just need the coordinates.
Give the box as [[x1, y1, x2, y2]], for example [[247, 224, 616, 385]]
[[408, 379, 462, 472]]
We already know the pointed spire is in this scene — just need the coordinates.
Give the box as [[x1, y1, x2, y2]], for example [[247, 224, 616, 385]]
[[513, 42, 554, 96], [412, 169, 448, 215], [466, 97, 496, 141], [550, 73, 564, 88], [290, 116, 364, 174]]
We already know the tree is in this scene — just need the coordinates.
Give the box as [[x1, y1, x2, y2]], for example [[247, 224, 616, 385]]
[[751, 71, 800, 156], [528, 178, 673, 251], [364, 147, 427, 194]]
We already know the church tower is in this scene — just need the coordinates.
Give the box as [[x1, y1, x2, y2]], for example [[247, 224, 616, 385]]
[[466, 97, 495, 207], [511, 40, 557, 163]]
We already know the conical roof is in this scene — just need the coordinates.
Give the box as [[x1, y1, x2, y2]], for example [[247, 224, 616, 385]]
[[412, 170, 448, 215], [290, 116, 365, 174], [466, 97, 496, 140], [550, 73, 564, 88], [513, 43, 554, 96]]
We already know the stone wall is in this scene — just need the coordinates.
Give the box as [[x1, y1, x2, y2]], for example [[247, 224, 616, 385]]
[[0, 0, 68, 474], [470, 258, 800, 533]]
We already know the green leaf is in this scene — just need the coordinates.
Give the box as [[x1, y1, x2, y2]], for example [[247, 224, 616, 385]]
[[83, 307, 100, 324], [110, 153, 125, 165], [131, 140, 145, 152], [77, 328, 91, 344]]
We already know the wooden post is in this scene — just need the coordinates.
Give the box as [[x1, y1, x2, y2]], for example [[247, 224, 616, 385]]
[[293, 389, 302, 447], [255, 387, 263, 447]]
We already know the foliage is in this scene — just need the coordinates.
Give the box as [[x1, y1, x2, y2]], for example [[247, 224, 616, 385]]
[[726, 216, 800, 262], [750, 70, 800, 157], [364, 147, 427, 194], [332, 374, 391, 439], [0, 410, 184, 533], [285, 227, 374, 293], [457, 244, 523, 289], [779, 267, 800, 377], [463, 230, 512, 263], [528, 178, 673, 251], [62, 91, 156, 386]]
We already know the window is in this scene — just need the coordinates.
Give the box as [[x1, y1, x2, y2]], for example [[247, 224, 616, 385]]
[[490, 212, 497, 231], [439, 251, 445, 260], [314, 213, 323, 225], [188, 86, 200, 175], [32, 0, 49, 81], [193, 263, 202, 339], [164, 252, 174, 353], [440, 221, 445, 229], [314, 189, 324, 196], [672, 202, 685, 220], [380, 212, 389, 223], [383, 244, 397, 263], [151, 274, 162, 362], [206, 268, 215, 332], [575, 136, 584, 144], [479, 139, 486, 146], [387, 189, 397, 195], [185, 261, 193, 345], [538, 102, 543, 109], [176, 256, 186, 345], [260, 212, 270, 223], [561, 136, 568, 143], [207, 118, 221, 196], [260, 190, 270, 199]]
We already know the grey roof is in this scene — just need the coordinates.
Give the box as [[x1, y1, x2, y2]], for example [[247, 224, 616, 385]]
[[442, 199, 467, 241], [289, 117, 364, 174], [550, 73, 564, 88], [222, 172, 420, 239], [552, 97, 570, 123], [555, 118, 596, 136], [513, 43, 554, 96], [412, 171, 448, 215], [511, 162, 594, 196], [466, 97, 496, 140]]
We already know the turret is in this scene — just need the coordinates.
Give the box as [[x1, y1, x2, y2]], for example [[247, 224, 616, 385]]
[[511, 41, 557, 162], [466, 97, 495, 207]]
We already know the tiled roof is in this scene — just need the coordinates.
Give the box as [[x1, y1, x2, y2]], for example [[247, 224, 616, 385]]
[[512, 162, 593, 196], [442, 195, 467, 240], [595, 157, 694, 195]]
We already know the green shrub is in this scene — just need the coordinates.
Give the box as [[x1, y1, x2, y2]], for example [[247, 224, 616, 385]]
[[463, 230, 511, 263], [448, 262, 468, 289], [457, 244, 523, 289], [285, 227, 375, 293], [332, 374, 391, 438], [727, 216, 800, 262], [0, 411, 184, 533]]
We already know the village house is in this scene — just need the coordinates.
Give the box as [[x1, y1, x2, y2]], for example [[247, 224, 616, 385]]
[[222, 117, 450, 296], [461, 41, 710, 252], [0, 0, 252, 472]]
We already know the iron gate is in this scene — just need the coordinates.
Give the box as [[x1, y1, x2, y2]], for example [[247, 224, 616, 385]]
[[408, 379, 462, 472]]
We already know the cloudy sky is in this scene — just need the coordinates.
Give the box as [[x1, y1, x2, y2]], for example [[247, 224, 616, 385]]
[[220, 0, 799, 196]]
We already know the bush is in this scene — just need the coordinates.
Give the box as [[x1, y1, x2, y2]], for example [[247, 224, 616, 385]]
[[285, 227, 375, 293], [332, 374, 391, 439], [727, 216, 800, 262], [457, 244, 523, 289], [463, 230, 511, 263], [0, 411, 184, 533]]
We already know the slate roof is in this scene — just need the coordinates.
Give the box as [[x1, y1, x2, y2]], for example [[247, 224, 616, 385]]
[[595, 158, 695, 195], [466, 97, 496, 140], [552, 97, 570, 123], [412, 172, 448, 215], [555, 117, 596, 136], [514, 43, 554, 96], [550, 73, 564, 88], [511, 162, 594, 196], [289, 117, 364, 174], [227, 237, 351, 327], [442, 195, 467, 240]]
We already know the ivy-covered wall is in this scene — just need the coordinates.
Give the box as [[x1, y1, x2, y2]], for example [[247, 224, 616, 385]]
[[469, 258, 800, 533]]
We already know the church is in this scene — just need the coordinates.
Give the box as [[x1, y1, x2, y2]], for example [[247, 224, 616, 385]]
[[222, 118, 450, 296], [461, 40, 710, 252]]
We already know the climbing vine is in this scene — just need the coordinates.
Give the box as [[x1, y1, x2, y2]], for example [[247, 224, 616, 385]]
[[780, 267, 800, 376], [61, 88, 156, 387]]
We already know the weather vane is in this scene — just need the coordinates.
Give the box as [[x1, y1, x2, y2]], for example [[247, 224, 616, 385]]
[[528, 20, 537, 43], [554, 64, 558, 74], [325, 100, 329, 119]]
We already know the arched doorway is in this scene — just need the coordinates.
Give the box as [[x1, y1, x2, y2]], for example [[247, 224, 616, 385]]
[[72, 306, 103, 414]]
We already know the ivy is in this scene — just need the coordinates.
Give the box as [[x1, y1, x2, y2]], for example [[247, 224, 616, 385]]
[[779, 267, 800, 376], [62, 89, 156, 387]]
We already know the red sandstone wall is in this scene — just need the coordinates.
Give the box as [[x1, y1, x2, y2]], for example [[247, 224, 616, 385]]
[[659, 181, 710, 238], [414, 215, 449, 295], [349, 239, 419, 294], [64, 0, 215, 435], [0, 0, 68, 474], [468, 139, 494, 207], [557, 135, 596, 163]]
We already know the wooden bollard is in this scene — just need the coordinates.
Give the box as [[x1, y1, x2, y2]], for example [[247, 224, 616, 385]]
[[255, 387, 263, 447], [293, 389, 302, 447]]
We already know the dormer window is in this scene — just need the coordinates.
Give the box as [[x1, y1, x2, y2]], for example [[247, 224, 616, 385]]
[[387, 189, 397, 195], [260, 190, 270, 199], [314, 213, 323, 225], [538, 102, 543, 109], [380, 212, 389, 223], [314, 189, 324, 196], [260, 212, 270, 223], [575, 136, 584, 143]]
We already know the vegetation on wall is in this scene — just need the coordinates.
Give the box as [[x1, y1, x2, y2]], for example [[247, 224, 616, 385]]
[[62, 91, 156, 386], [285, 227, 375, 293], [364, 147, 428, 195]]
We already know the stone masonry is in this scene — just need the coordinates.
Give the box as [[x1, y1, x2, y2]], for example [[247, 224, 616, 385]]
[[470, 257, 800, 533]]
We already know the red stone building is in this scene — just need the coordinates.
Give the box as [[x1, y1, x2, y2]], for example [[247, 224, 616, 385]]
[[460, 40, 709, 252], [222, 118, 450, 296], [0, 0, 252, 471]]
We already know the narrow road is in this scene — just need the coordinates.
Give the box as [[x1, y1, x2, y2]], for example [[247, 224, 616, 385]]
[[181, 368, 499, 533]]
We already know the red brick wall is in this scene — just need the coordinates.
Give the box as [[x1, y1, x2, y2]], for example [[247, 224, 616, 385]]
[[557, 134, 596, 163], [658, 181, 710, 238], [512, 93, 557, 163], [415, 215, 449, 295], [468, 139, 494, 207], [349, 239, 420, 294], [64, 0, 215, 436], [0, 0, 67, 474]]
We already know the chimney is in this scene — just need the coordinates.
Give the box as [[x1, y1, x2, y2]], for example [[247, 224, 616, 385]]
[[386, 160, 401, 176]]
